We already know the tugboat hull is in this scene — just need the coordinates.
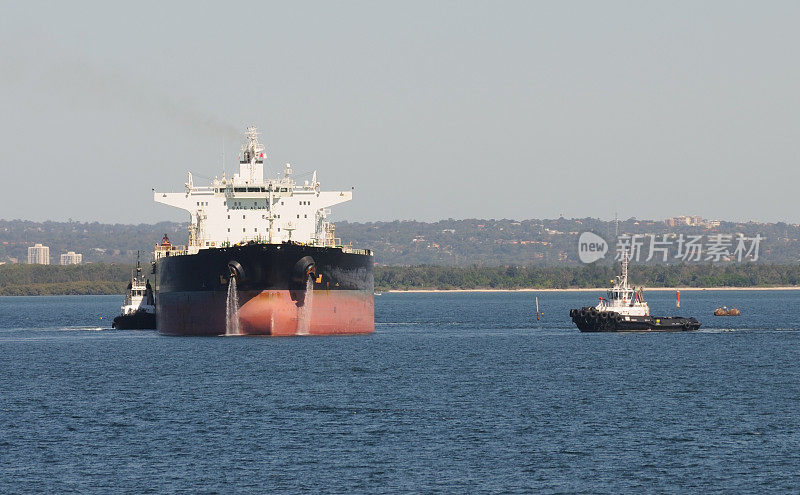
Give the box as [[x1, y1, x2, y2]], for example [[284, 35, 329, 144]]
[[569, 307, 701, 332], [112, 310, 156, 330]]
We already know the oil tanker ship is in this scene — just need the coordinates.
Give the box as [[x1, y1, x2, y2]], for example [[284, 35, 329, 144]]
[[152, 126, 374, 336]]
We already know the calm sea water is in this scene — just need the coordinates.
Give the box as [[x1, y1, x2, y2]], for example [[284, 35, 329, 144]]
[[1, 290, 799, 494]]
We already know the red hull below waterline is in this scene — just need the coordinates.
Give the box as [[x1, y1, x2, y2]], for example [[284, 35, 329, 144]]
[[155, 243, 375, 336], [156, 289, 373, 336], [238, 289, 374, 336]]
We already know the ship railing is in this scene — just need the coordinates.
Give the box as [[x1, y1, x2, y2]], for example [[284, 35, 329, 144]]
[[341, 245, 372, 256], [154, 244, 188, 259], [238, 235, 270, 244], [318, 236, 342, 248]]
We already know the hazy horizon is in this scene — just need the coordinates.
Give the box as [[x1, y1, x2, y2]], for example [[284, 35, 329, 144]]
[[0, 213, 794, 226], [2, 2, 798, 225]]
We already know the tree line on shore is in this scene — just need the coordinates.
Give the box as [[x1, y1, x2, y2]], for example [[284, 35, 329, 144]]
[[4, 217, 800, 266], [374, 263, 800, 291], [0, 264, 133, 296], [2, 262, 800, 295]]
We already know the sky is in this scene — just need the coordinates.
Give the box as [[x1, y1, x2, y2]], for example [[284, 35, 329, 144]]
[[1, 1, 798, 224]]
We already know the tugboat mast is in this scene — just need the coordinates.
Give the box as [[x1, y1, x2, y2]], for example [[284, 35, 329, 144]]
[[620, 248, 629, 290]]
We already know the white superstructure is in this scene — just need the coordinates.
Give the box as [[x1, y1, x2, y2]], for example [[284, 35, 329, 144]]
[[154, 126, 352, 253], [121, 257, 155, 316], [595, 251, 650, 317]]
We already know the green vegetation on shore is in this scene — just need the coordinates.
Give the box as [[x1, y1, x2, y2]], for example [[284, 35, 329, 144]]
[[2, 262, 800, 295], [0, 263, 133, 296], [4, 217, 800, 266], [374, 263, 800, 291]]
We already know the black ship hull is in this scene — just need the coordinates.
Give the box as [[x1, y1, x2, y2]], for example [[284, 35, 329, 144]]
[[112, 310, 156, 330], [569, 307, 701, 332], [155, 243, 374, 336]]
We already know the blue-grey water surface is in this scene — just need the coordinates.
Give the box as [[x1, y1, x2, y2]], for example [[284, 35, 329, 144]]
[[1, 290, 799, 493]]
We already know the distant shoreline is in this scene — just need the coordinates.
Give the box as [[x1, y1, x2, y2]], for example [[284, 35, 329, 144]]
[[386, 286, 800, 293]]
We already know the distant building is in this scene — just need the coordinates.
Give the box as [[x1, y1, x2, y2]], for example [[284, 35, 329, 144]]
[[27, 244, 50, 264], [60, 251, 83, 265], [665, 215, 719, 228]]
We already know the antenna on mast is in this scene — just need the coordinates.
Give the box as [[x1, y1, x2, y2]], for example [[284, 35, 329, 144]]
[[621, 247, 629, 289]]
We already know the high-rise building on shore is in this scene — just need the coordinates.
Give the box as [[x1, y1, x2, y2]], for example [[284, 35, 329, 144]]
[[60, 251, 83, 265], [28, 244, 50, 265], [665, 215, 721, 228]]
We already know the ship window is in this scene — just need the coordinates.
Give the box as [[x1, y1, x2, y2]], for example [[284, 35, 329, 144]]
[[281, 201, 284, 206], [227, 228, 230, 232], [278, 228, 281, 232], [281, 188, 288, 192], [243, 215, 246, 219], [243, 228, 246, 232], [297, 215, 300, 219], [304, 214, 307, 218], [254, 228, 258, 232], [227, 215, 230, 219]]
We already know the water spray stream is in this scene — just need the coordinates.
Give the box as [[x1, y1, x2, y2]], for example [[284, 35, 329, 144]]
[[296, 276, 314, 336], [225, 277, 241, 336]]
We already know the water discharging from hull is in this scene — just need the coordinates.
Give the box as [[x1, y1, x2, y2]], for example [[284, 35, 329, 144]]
[[296, 276, 314, 335], [225, 277, 241, 336]]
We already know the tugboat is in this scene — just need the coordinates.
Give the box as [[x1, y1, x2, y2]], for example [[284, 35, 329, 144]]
[[112, 252, 156, 329], [569, 251, 701, 332]]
